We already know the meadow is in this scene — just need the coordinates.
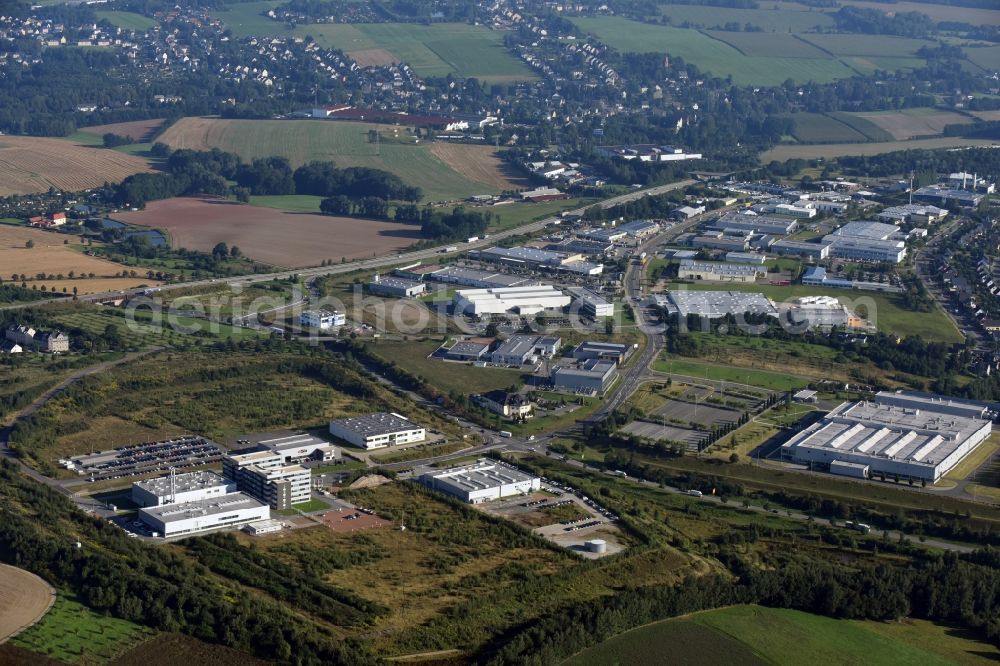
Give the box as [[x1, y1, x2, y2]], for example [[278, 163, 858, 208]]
[[368, 339, 526, 395], [0, 135, 152, 196], [966, 45, 1000, 73], [659, 3, 835, 32], [654, 357, 810, 391], [565, 605, 1000, 665], [158, 118, 520, 201], [212, 6, 534, 83], [12, 595, 153, 664], [572, 17, 855, 86], [761, 137, 1000, 163], [785, 112, 871, 143]]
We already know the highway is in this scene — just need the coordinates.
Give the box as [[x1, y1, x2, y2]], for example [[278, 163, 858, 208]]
[[1, 179, 697, 312]]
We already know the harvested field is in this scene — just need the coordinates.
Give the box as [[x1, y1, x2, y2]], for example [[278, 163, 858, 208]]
[[429, 143, 530, 191], [113, 197, 423, 268], [349, 47, 396, 67], [0, 226, 161, 294], [972, 110, 1000, 122], [761, 137, 1000, 162], [849, 108, 974, 140], [80, 118, 166, 142], [0, 135, 153, 196], [0, 565, 55, 643]]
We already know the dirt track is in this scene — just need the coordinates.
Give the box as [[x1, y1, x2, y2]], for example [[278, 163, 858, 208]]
[[0, 564, 55, 643]]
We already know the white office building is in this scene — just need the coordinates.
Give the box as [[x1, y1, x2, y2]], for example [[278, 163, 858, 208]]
[[453, 285, 570, 316], [570, 288, 614, 318], [821, 235, 906, 263], [139, 493, 270, 538], [254, 433, 340, 464], [781, 391, 995, 482], [300, 309, 346, 330], [131, 470, 236, 508], [222, 450, 312, 509], [419, 459, 541, 504], [329, 412, 426, 449]]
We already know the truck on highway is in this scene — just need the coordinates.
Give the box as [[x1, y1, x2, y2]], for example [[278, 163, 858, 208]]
[[442, 245, 458, 253], [843, 521, 872, 534], [467, 236, 480, 243], [612, 470, 627, 477], [684, 489, 703, 497], [498, 430, 513, 438]]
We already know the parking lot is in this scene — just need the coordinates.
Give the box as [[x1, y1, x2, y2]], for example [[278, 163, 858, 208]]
[[622, 421, 707, 448], [649, 399, 742, 426], [61, 436, 224, 482]]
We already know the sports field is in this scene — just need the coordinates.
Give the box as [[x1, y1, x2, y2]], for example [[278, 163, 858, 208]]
[[0, 565, 54, 643], [761, 137, 1000, 163], [158, 118, 519, 201], [565, 605, 1000, 666], [94, 10, 158, 30], [213, 6, 534, 83], [0, 226, 161, 294], [0, 135, 153, 196], [572, 17, 855, 85], [113, 197, 423, 268]]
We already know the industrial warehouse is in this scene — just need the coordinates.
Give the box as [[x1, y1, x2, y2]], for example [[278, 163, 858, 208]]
[[328, 412, 426, 449], [419, 459, 541, 503], [139, 493, 271, 538], [781, 391, 996, 482], [658, 290, 778, 320]]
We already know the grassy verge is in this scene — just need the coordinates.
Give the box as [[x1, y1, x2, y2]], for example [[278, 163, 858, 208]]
[[654, 357, 809, 391]]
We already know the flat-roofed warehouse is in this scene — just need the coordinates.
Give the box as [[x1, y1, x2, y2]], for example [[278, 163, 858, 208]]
[[329, 412, 426, 449], [419, 459, 541, 504], [661, 290, 778, 320], [677, 259, 765, 283], [781, 391, 996, 482], [453, 285, 570, 316], [131, 470, 236, 508], [139, 492, 270, 538]]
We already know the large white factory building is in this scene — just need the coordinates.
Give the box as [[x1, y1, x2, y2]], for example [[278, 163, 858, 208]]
[[419, 459, 541, 503], [781, 391, 995, 482]]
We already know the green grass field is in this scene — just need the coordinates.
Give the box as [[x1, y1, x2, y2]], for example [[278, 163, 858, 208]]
[[94, 10, 158, 30], [787, 112, 870, 143], [160, 119, 514, 202], [13, 595, 153, 664], [489, 199, 596, 232], [659, 4, 836, 32], [798, 33, 934, 58], [966, 45, 1000, 72], [54, 308, 266, 350], [249, 194, 326, 213], [368, 339, 525, 395], [572, 17, 855, 85], [671, 282, 962, 343], [655, 357, 810, 391], [565, 605, 1000, 666], [826, 111, 895, 142], [212, 8, 534, 82], [707, 31, 829, 59]]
